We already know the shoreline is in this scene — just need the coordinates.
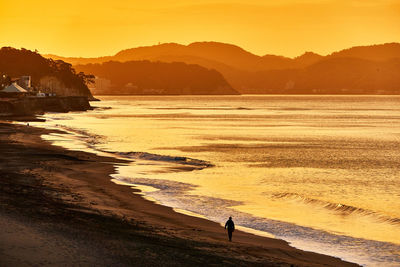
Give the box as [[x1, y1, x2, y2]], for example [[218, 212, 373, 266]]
[[0, 121, 359, 266]]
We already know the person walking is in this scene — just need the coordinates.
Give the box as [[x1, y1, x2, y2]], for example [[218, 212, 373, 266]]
[[225, 216, 235, 241]]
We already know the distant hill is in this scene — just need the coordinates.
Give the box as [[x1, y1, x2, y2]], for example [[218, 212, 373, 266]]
[[74, 60, 238, 95], [293, 52, 324, 67], [46, 42, 400, 94], [328, 43, 400, 61], [244, 57, 400, 94], [1, 47, 93, 97]]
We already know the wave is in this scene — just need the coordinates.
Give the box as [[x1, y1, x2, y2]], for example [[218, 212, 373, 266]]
[[53, 125, 105, 146], [111, 177, 400, 266], [273, 193, 400, 225], [149, 107, 253, 111], [48, 123, 213, 171], [106, 151, 213, 169]]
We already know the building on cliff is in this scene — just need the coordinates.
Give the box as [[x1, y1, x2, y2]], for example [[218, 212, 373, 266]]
[[9, 76, 32, 91], [16, 76, 32, 90], [2, 83, 27, 94]]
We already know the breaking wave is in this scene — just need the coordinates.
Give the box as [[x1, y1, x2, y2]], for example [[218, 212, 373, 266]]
[[105, 151, 213, 169], [273, 193, 400, 225]]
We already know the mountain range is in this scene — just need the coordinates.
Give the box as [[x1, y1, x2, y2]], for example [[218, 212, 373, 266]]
[[46, 42, 400, 95]]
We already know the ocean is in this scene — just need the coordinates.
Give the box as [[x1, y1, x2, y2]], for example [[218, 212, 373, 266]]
[[33, 95, 400, 266]]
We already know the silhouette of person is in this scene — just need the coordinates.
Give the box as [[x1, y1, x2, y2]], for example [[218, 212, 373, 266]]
[[225, 216, 235, 241]]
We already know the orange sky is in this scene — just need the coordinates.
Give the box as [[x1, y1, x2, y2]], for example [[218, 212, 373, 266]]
[[1, 0, 399, 57]]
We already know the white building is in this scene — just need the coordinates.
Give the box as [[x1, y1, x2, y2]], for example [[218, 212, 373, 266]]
[[2, 83, 28, 93]]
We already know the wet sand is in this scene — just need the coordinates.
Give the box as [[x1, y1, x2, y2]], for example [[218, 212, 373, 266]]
[[0, 121, 359, 266]]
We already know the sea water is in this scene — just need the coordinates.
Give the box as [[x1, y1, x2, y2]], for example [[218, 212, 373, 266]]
[[34, 95, 400, 266]]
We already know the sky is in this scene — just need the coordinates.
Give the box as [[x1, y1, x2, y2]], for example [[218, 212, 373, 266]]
[[1, 0, 399, 57]]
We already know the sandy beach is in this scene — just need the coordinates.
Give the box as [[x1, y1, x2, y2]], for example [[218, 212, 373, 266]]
[[0, 121, 359, 266]]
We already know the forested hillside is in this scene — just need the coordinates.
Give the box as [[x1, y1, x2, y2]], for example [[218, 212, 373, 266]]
[[75, 61, 238, 95], [0, 47, 93, 97]]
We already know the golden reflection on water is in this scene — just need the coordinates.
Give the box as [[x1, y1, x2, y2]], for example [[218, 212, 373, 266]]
[[36, 96, 400, 249]]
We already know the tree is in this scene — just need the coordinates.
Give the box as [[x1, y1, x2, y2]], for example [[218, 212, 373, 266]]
[[78, 72, 95, 85], [0, 74, 11, 90]]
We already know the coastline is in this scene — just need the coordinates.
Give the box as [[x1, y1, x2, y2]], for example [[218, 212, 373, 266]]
[[0, 121, 359, 266]]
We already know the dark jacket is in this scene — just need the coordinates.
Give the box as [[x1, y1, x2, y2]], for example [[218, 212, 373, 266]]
[[225, 219, 235, 231]]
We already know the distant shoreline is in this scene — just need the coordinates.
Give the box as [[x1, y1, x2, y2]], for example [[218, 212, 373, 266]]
[[0, 121, 359, 266]]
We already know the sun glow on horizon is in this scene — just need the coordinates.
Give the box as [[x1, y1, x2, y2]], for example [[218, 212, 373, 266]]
[[1, 0, 400, 57]]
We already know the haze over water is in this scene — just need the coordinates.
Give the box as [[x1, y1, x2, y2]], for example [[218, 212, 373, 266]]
[[37, 95, 400, 266]]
